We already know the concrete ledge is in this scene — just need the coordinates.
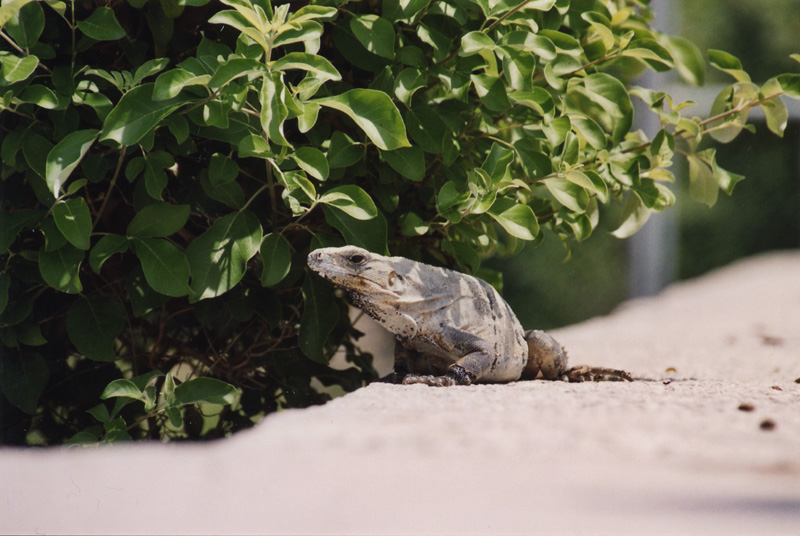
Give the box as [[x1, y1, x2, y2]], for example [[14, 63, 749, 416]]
[[2, 252, 799, 535]]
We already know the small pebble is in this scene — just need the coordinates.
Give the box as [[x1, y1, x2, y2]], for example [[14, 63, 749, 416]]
[[662, 379, 672, 385], [771, 385, 783, 391], [760, 419, 776, 431], [665, 367, 677, 373], [794, 377, 800, 384], [738, 403, 755, 412]]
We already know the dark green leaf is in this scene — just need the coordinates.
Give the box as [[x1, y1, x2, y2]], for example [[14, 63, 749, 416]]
[[327, 131, 363, 169], [299, 273, 340, 363], [322, 207, 387, 253], [173, 377, 238, 405], [5, 1, 44, 48], [66, 296, 125, 362], [127, 202, 190, 238], [382, 146, 425, 182], [0, 350, 49, 414], [394, 68, 427, 105], [153, 68, 212, 100], [0, 210, 43, 254], [133, 237, 191, 297], [260, 233, 292, 287], [39, 244, 83, 294], [208, 153, 240, 187], [399, 212, 429, 236], [89, 234, 129, 273], [777, 73, 800, 99], [0, 273, 9, 316], [186, 211, 262, 301]]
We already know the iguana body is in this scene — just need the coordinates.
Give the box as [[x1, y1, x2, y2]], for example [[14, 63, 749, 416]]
[[308, 246, 632, 386]]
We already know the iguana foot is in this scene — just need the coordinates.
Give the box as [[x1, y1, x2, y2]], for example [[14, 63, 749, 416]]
[[373, 372, 407, 384], [401, 365, 475, 386], [560, 365, 633, 382]]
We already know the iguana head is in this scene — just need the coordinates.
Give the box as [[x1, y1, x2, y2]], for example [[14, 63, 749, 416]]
[[307, 246, 409, 299]]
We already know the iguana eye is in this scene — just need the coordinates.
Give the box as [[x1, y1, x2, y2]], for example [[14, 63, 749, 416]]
[[348, 253, 366, 265]]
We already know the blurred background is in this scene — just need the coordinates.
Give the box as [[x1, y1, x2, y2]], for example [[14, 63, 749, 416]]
[[495, 0, 800, 330]]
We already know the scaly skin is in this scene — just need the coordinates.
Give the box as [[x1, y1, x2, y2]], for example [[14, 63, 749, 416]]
[[308, 246, 632, 386]]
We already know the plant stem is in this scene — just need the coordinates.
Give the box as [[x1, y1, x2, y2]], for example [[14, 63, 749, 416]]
[[93, 147, 127, 230]]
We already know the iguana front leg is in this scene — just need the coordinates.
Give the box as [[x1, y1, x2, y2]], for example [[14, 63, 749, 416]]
[[400, 326, 492, 386], [524, 330, 633, 382]]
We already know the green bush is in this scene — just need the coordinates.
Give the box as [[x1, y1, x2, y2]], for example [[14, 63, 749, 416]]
[[1, 0, 798, 444]]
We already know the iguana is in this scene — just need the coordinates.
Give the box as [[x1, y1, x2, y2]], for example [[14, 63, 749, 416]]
[[307, 246, 633, 386]]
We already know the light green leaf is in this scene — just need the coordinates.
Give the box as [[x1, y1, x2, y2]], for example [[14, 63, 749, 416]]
[[0, 0, 39, 30], [299, 272, 340, 363], [153, 68, 212, 100], [133, 58, 169, 86], [173, 377, 238, 406], [127, 202, 190, 238], [0, 54, 38, 83], [621, 39, 674, 71], [260, 71, 289, 146], [52, 198, 92, 250], [100, 84, 189, 146], [470, 73, 510, 111], [318, 185, 378, 220], [77, 7, 126, 41], [459, 31, 495, 56], [382, 146, 425, 182], [66, 296, 125, 362], [290, 147, 329, 181], [707, 82, 758, 143], [565, 170, 608, 202], [542, 178, 589, 212], [259, 233, 291, 287], [100, 379, 144, 401], [313, 89, 410, 151], [777, 73, 800, 99], [133, 237, 192, 297], [393, 68, 427, 105], [208, 57, 264, 90], [760, 78, 788, 137], [350, 14, 395, 59], [186, 211, 262, 301], [89, 234, 129, 273], [39, 244, 84, 294], [19, 84, 58, 109], [662, 35, 704, 86], [45, 129, 98, 197], [687, 153, 718, 207], [272, 52, 341, 82]]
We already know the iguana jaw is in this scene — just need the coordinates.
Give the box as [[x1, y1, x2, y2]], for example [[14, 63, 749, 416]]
[[307, 247, 401, 299]]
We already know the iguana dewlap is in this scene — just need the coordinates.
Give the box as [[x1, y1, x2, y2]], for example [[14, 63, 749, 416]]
[[307, 246, 632, 386]]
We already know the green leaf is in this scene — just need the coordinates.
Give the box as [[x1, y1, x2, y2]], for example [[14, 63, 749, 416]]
[[707, 82, 758, 143], [662, 35, 704, 86], [100, 84, 189, 146], [52, 198, 92, 250], [542, 178, 589, 212], [514, 142, 552, 179], [488, 200, 539, 241], [382, 146, 425, 182], [127, 203, 190, 238], [207, 153, 240, 187], [45, 129, 98, 197], [0, 54, 38, 83], [570, 115, 607, 149], [313, 89, 410, 151], [186, 211, 262, 301], [66, 296, 125, 362], [327, 131, 363, 169], [173, 377, 238, 405], [142, 151, 175, 200], [394, 68, 427, 105], [621, 39, 674, 71], [318, 185, 378, 220], [777, 73, 800, 99], [133, 237, 191, 297], [0, 350, 49, 414], [18, 84, 59, 109], [259, 233, 291, 287], [0, 0, 39, 33], [100, 379, 144, 401], [0, 210, 43, 254], [133, 58, 169, 86], [272, 52, 341, 82], [89, 234, 129, 273], [299, 273, 340, 363], [707, 49, 750, 83], [350, 14, 395, 59], [470, 73, 511, 111], [611, 192, 651, 239], [0, 273, 10, 316], [290, 147, 329, 181], [566, 170, 608, 202], [260, 71, 289, 146], [39, 244, 83, 293], [76, 7, 126, 41]]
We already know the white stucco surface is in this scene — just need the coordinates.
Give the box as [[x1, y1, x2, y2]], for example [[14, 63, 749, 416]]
[[2, 252, 799, 535]]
